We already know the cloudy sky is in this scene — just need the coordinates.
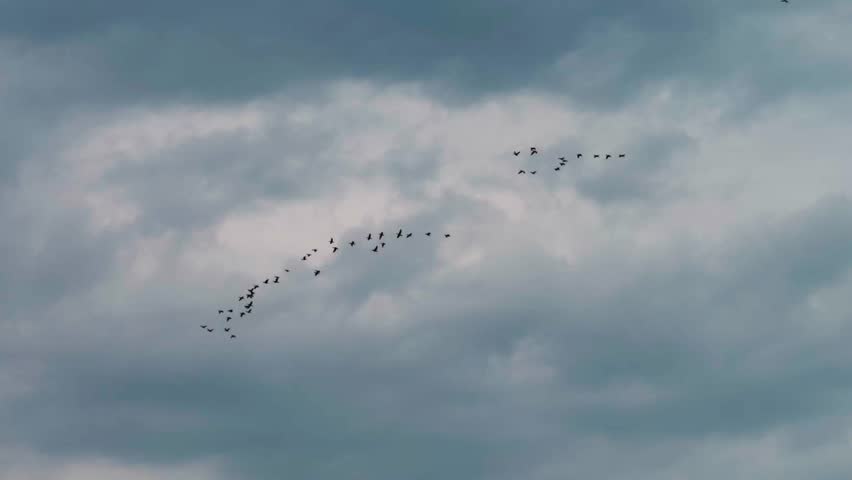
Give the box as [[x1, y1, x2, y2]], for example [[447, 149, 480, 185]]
[[3, 1, 852, 479]]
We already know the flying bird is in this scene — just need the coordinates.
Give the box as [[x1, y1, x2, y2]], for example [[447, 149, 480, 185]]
[[207, 328, 214, 332], [263, 279, 269, 284], [224, 328, 231, 332], [238, 296, 244, 301], [606, 154, 612, 159], [240, 312, 245, 317], [200, 324, 207, 329], [530, 170, 537, 175], [444, 233, 451, 238], [226, 316, 231, 322], [381, 242, 386, 248], [558, 156, 565, 161], [406, 233, 413, 238], [379, 232, 384, 239], [247, 308, 252, 314], [618, 154, 626, 158], [228, 309, 233, 313], [593, 154, 600, 158], [513, 151, 520, 156], [273, 276, 280, 283], [218, 310, 224, 314], [396, 229, 403, 238], [518, 169, 526, 174], [306, 253, 312, 257], [577, 153, 582, 158], [555, 167, 561, 171], [302, 255, 307, 261], [230, 334, 237, 339], [312, 248, 317, 253], [349, 241, 355, 246], [329, 237, 334, 244], [367, 233, 372, 240], [314, 269, 321, 276], [372, 245, 379, 252], [530, 147, 538, 155], [332, 246, 339, 253], [284, 268, 290, 272]]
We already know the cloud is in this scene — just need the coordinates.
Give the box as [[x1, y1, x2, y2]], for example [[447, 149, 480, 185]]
[[3, 2, 852, 479]]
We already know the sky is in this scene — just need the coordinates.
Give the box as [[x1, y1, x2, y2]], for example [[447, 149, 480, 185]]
[[2, 1, 852, 479]]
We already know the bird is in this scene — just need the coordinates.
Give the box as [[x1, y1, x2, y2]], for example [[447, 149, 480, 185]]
[[426, 232, 431, 236], [513, 151, 520, 156], [367, 233, 372, 240], [381, 242, 386, 248], [306, 253, 312, 257], [247, 292, 254, 299], [227, 309, 233, 313], [379, 232, 384, 239], [329, 237, 334, 244], [577, 153, 582, 158], [606, 154, 612, 159], [284, 268, 290, 272], [555, 167, 561, 171], [263, 279, 269, 284], [200, 324, 207, 329], [238, 296, 244, 301], [593, 154, 600, 158], [207, 328, 214, 332], [396, 229, 403, 238], [252, 285, 259, 290], [226, 316, 231, 322], [530, 170, 537, 175], [530, 147, 538, 155], [314, 269, 321, 276], [372, 245, 379, 252], [247, 308, 252, 314], [273, 276, 280, 283], [406, 233, 413, 238], [618, 154, 626, 158], [302, 255, 307, 261], [332, 246, 339, 253], [224, 328, 231, 332], [218, 310, 224, 314], [240, 312, 245, 317], [312, 248, 317, 253], [349, 241, 355, 246], [230, 334, 236, 339], [781, 0, 788, 3], [518, 169, 526, 174], [444, 233, 451, 238], [246, 302, 253, 309], [558, 156, 565, 161]]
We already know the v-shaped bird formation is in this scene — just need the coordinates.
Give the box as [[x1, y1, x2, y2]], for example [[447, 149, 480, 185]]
[[204, 227, 452, 339], [516, 147, 627, 175]]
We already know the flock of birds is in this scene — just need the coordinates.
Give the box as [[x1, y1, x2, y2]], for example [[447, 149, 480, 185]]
[[203, 228, 452, 339], [514, 147, 627, 175]]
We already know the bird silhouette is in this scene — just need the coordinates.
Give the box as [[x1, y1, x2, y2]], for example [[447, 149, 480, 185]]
[[396, 229, 403, 238], [314, 269, 321, 276], [426, 232, 431, 236], [263, 279, 269, 284], [618, 154, 626, 158], [247, 292, 254, 299], [372, 245, 379, 252], [218, 310, 224, 314], [226, 316, 231, 322], [207, 328, 214, 332], [312, 249, 317, 253], [230, 334, 237, 339], [349, 241, 355, 246], [577, 153, 582, 158], [273, 276, 280, 283], [228, 309, 233, 313], [513, 151, 520, 156], [381, 242, 386, 248], [606, 154, 612, 159], [555, 167, 561, 171], [200, 324, 207, 329], [444, 233, 451, 238], [367, 233, 372, 240], [302, 255, 307, 261], [406, 233, 413, 238], [238, 296, 244, 301], [246, 302, 253, 309], [284, 268, 290, 272], [224, 328, 231, 332], [306, 253, 312, 257], [379, 232, 384, 239], [247, 308, 252, 314], [594, 154, 600, 158], [518, 169, 526, 174], [530, 147, 538, 155], [240, 312, 245, 317], [332, 246, 339, 253], [530, 170, 537, 175], [559, 156, 565, 161]]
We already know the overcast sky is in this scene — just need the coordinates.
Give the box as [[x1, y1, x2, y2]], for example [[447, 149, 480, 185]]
[[3, 1, 852, 479]]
